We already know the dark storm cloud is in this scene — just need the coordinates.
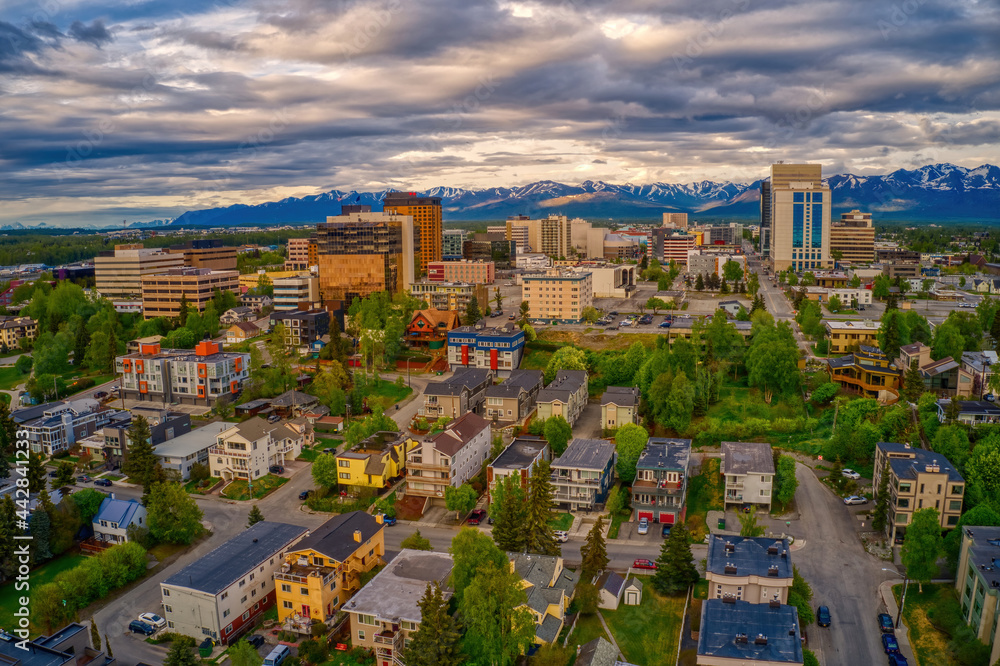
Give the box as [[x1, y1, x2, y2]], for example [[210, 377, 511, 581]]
[[68, 19, 113, 47]]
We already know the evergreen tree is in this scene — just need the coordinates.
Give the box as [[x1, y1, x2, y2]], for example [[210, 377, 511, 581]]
[[247, 505, 264, 527], [464, 296, 482, 326], [30, 508, 52, 562], [579, 516, 609, 581], [121, 416, 160, 500], [177, 293, 190, 327], [651, 522, 699, 594], [903, 359, 925, 403], [991, 308, 1000, 353], [0, 401, 16, 479], [90, 621, 101, 651], [872, 462, 891, 534], [695, 273, 705, 291], [524, 460, 559, 556], [164, 640, 199, 666], [73, 323, 89, 371], [106, 326, 119, 374], [104, 636, 112, 659], [401, 583, 465, 666], [26, 452, 46, 494], [490, 475, 527, 553]]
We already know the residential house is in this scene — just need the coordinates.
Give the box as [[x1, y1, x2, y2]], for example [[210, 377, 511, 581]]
[[13, 399, 126, 456], [269, 390, 320, 418], [209, 417, 308, 483], [0, 622, 116, 666], [955, 526, 1000, 666], [446, 323, 526, 377], [601, 386, 640, 431], [961, 350, 998, 396], [160, 522, 308, 644], [697, 600, 804, 666], [536, 370, 589, 427], [406, 309, 461, 349], [421, 367, 494, 419], [508, 552, 578, 646], [270, 309, 330, 353], [406, 412, 491, 501], [705, 536, 793, 604], [275, 512, 385, 634], [116, 340, 250, 408], [225, 322, 260, 345], [484, 369, 544, 424], [897, 342, 932, 371], [154, 422, 230, 480], [240, 293, 273, 312], [594, 570, 626, 610], [717, 300, 744, 317], [99, 407, 191, 469], [335, 431, 415, 490], [92, 497, 147, 545], [344, 549, 454, 666], [721, 441, 775, 511], [921, 356, 975, 398], [873, 441, 965, 542], [487, 436, 550, 496], [632, 438, 692, 524], [551, 438, 616, 512], [234, 399, 274, 419], [936, 399, 1000, 425], [220, 307, 256, 325], [825, 319, 880, 354], [826, 345, 901, 403]]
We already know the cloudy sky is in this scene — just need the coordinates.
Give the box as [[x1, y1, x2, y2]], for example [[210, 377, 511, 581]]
[[1, 0, 998, 227]]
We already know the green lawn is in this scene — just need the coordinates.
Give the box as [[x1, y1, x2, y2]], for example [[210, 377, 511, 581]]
[[363, 379, 413, 411], [567, 611, 609, 648], [0, 366, 27, 391], [0, 553, 89, 630], [297, 445, 320, 462], [549, 512, 574, 531], [685, 459, 723, 542], [221, 474, 288, 500], [893, 583, 965, 666], [602, 589, 685, 665]]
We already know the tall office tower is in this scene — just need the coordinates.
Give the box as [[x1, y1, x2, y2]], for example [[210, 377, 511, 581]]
[[662, 213, 689, 229], [383, 192, 442, 273], [830, 210, 875, 264], [94, 243, 186, 298], [505, 217, 532, 252], [768, 163, 831, 272], [442, 229, 466, 260], [313, 211, 415, 302], [759, 180, 772, 258]]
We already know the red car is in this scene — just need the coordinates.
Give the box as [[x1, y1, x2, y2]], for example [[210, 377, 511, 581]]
[[633, 558, 657, 570], [466, 509, 487, 525]]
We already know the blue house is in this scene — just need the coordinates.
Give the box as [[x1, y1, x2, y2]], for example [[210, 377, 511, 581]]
[[447, 323, 525, 377], [92, 496, 147, 545], [551, 438, 617, 512], [632, 438, 692, 525]]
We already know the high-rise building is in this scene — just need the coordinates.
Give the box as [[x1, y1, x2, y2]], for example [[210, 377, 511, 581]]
[[663, 212, 689, 229], [504, 217, 532, 251], [463, 238, 517, 270], [521, 269, 593, 323], [313, 211, 415, 302], [285, 237, 312, 270], [140, 267, 240, 320], [94, 244, 186, 298], [382, 192, 442, 273], [272, 274, 320, 310], [759, 180, 772, 258], [442, 229, 466, 260], [767, 163, 831, 272], [537, 215, 572, 258], [830, 209, 875, 264], [166, 239, 238, 271]]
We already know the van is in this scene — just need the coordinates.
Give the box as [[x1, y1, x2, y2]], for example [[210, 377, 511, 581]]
[[263, 645, 290, 666]]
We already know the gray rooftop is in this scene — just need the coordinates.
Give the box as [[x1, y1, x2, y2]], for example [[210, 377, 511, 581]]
[[595, 570, 626, 597], [154, 421, 230, 459], [936, 399, 1000, 417], [601, 386, 640, 407], [698, 599, 803, 664], [722, 441, 775, 475], [291, 511, 382, 563], [425, 367, 493, 396], [537, 369, 587, 404], [637, 438, 691, 472], [0, 631, 75, 666], [877, 441, 965, 483], [962, 526, 1000, 591], [491, 436, 548, 470], [485, 369, 543, 398], [345, 549, 454, 623], [164, 521, 307, 595], [553, 438, 616, 471], [706, 535, 792, 580], [575, 637, 621, 666]]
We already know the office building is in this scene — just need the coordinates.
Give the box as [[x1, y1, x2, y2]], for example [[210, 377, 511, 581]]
[[602, 234, 644, 261], [410, 281, 488, 317], [382, 192, 442, 273], [572, 264, 635, 298], [766, 163, 831, 272], [313, 211, 415, 302], [272, 275, 320, 311], [140, 267, 239, 320], [285, 237, 312, 270], [116, 340, 250, 407], [551, 438, 617, 512], [446, 323, 525, 376], [701, 223, 744, 246], [650, 230, 696, 265], [759, 177, 772, 258], [407, 412, 492, 500], [721, 441, 774, 511], [632, 438, 691, 525], [504, 217, 533, 251], [209, 416, 308, 483], [94, 243, 185, 299], [442, 229, 466, 259], [463, 237, 517, 269], [521, 269, 593, 323], [830, 210, 875, 264], [663, 212, 689, 229], [426, 260, 495, 285], [955, 526, 1000, 666], [167, 239, 238, 271]]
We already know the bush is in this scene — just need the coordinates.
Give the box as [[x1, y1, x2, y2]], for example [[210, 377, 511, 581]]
[[72, 377, 96, 391]]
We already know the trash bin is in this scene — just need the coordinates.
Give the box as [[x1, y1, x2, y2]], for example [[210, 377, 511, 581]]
[[718, 518, 726, 530], [198, 638, 214, 658]]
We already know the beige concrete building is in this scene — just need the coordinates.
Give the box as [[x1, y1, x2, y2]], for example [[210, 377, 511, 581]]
[[272, 274, 320, 311], [167, 240, 237, 271], [426, 260, 495, 284], [95, 243, 185, 299], [705, 535, 793, 604], [830, 209, 875, 264], [410, 280, 488, 317], [0, 315, 37, 350], [484, 369, 544, 423], [406, 412, 492, 500], [521, 269, 593, 323], [767, 163, 831, 273], [663, 212, 689, 229], [955, 526, 1000, 666], [721, 441, 774, 511], [209, 416, 309, 483], [504, 218, 532, 252], [140, 267, 239, 320], [572, 264, 635, 298], [285, 237, 312, 270]]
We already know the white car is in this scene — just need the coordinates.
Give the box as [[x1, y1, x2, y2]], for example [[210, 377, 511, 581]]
[[841, 468, 861, 480], [138, 612, 166, 628], [553, 530, 569, 543], [637, 517, 649, 535], [843, 495, 868, 505]]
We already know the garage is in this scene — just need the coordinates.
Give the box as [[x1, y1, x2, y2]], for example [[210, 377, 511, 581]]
[[637, 511, 654, 522], [659, 513, 675, 524]]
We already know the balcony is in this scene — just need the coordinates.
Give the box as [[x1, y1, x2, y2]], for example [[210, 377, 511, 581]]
[[209, 444, 250, 458], [409, 462, 451, 473]]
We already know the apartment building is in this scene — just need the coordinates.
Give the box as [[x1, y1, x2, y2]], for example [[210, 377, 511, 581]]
[[0, 315, 36, 350], [766, 163, 831, 273], [551, 438, 616, 512], [153, 421, 229, 480], [335, 431, 415, 490], [94, 243, 185, 298], [827, 345, 901, 402], [825, 319, 880, 354], [487, 436, 550, 495], [382, 192, 442, 273], [632, 438, 691, 525], [272, 275, 320, 311], [705, 535, 793, 604], [313, 211, 415, 302], [12, 399, 124, 456], [649, 230, 696, 265], [522, 269, 593, 323], [601, 386, 640, 430], [410, 280, 489, 317], [663, 212, 689, 229], [873, 441, 965, 542], [721, 441, 775, 511], [830, 210, 875, 264], [209, 417, 307, 483], [167, 239, 238, 271], [697, 600, 803, 666], [509, 552, 578, 646], [421, 367, 494, 419], [140, 267, 239, 319], [406, 412, 491, 500], [446, 323, 525, 377], [345, 549, 454, 665], [285, 237, 312, 270], [484, 369, 544, 423], [270, 309, 330, 352], [426, 260, 495, 285], [802, 286, 872, 307], [572, 264, 635, 298], [101, 407, 191, 469], [442, 229, 466, 260], [160, 521, 308, 644], [463, 238, 517, 270], [116, 340, 250, 407], [275, 512, 385, 634], [0, 622, 115, 666], [955, 526, 1000, 666], [536, 370, 589, 427]]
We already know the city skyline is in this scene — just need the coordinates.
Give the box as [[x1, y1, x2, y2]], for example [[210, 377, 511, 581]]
[[1, 0, 997, 227]]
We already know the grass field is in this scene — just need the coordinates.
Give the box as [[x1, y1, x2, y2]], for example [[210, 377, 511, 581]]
[[893, 583, 961, 666], [221, 474, 288, 500], [549, 512, 573, 531], [0, 366, 27, 391], [685, 458, 723, 542], [566, 612, 609, 648], [0, 553, 89, 630], [364, 379, 413, 411], [602, 589, 686, 665]]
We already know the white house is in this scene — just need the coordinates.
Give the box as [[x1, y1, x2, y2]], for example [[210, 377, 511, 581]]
[[92, 496, 147, 544]]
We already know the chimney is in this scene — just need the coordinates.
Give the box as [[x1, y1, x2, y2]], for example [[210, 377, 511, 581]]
[[375, 514, 384, 525], [735, 632, 748, 643], [769, 598, 780, 608], [768, 565, 779, 577], [767, 542, 779, 555], [110, 492, 115, 500], [725, 541, 735, 553], [354, 530, 362, 543]]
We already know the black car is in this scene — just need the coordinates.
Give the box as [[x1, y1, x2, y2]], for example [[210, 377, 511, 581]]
[[299, 490, 310, 500], [817, 606, 831, 627], [128, 620, 155, 636], [269, 465, 284, 474], [609, 311, 618, 316], [94, 478, 113, 487], [245, 635, 266, 649], [48, 470, 58, 478], [661, 524, 672, 538], [639, 314, 654, 325]]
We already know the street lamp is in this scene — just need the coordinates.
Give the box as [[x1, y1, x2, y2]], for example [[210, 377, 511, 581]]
[[881, 567, 909, 628]]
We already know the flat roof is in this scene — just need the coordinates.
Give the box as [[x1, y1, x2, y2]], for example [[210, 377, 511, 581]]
[[698, 599, 803, 664], [878, 441, 965, 483], [553, 438, 616, 471], [962, 526, 1000, 590], [637, 438, 691, 472], [345, 549, 453, 623], [491, 436, 548, 470], [722, 441, 775, 475], [706, 535, 792, 579], [154, 421, 230, 459]]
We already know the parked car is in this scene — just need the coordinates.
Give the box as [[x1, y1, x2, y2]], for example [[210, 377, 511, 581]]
[[609, 311, 619, 316], [878, 613, 895, 633], [93, 391, 108, 399], [887, 654, 909, 666], [466, 509, 487, 525], [508, 315, 515, 321], [639, 314, 654, 325], [246, 635, 266, 649], [637, 517, 649, 535], [380, 514, 397, 526], [76, 475, 91, 483], [844, 495, 868, 505], [48, 470, 58, 478], [882, 634, 900, 654], [269, 465, 284, 474], [267, 414, 280, 424], [841, 468, 861, 480], [298, 490, 311, 500], [94, 478, 113, 487], [553, 530, 569, 543], [632, 558, 657, 570], [138, 613, 166, 628], [817, 606, 831, 627], [322, 448, 335, 454], [658, 320, 672, 328], [662, 524, 672, 538], [128, 620, 155, 636]]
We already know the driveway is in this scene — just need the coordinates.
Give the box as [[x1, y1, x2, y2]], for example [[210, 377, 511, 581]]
[[573, 401, 603, 439]]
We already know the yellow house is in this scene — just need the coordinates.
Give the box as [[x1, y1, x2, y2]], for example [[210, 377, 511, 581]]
[[335, 432, 416, 490], [275, 511, 385, 634], [508, 552, 578, 646]]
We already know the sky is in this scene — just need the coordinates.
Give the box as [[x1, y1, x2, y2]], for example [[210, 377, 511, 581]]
[[1, 0, 998, 227]]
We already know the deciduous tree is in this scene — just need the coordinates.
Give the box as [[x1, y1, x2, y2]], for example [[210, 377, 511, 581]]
[[614, 423, 648, 484], [773, 456, 798, 509], [459, 561, 535, 666], [400, 530, 434, 551], [228, 640, 263, 666], [311, 453, 338, 488], [543, 346, 588, 384], [147, 482, 204, 545], [444, 484, 478, 521], [901, 508, 944, 592], [543, 415, 572, 456], [164, 640, 199, 666], [449, 527, 506, 605], [738, 509, 765, 537]]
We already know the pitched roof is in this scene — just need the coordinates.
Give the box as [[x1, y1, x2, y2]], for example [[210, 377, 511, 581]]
[[601, 386, 640, 407], [537, 369, 587, 403], [698, 599, 803, 664], [921, 357, 959, 376], [270, 390, 318, 407], [624, 576, 643, 592], [291, 511, 383, 562], [722, 441, 775, 475], [576, 637, 621, 666], [94, 497, 144, 527], [410, 309, 460, 329], [229, 321, 259, 335], [428, 412, 490, 456], [536, 614, 562, 644], [424, 367, 493, 396], [706, 535, 792, 579], [553, 438, 616, 471], [228, 416, 273, 442], [485, 369, 543, 399], [936, 399, 1000, 416], [595, 570, 626, 597]]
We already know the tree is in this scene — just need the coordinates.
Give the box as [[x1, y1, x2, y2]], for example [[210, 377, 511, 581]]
[[121, 416, 161, 500], [788, 566, 815, 626], [104, 635, 112, 659], [872, 462, 892, 534], [247, 505, 264, 527], [311, 453, 338, 488], [164, 640, 199, 666], [524, 460, 559, 556], [228, 640, 264, 666], [449, 527, 506, 605], [826, 294, 842, 313], [830, 249, 843, 263], [931, 426, 971, 472], [444, 484, 478, 521], [490, 475, 527, 553], [787, 272, 799, 287], [773, 456, 798, 509], [573, 582, 600, 616], [694, 273, 705, 291], [400, 530, 434, 551], [850, 274, 862, 288], [71, 488, 106, 522], [646, 297, 667, 314], [494, 287, 503, 313], [90, 621, 101, 652], [932, 320, 965, 361], [459, 561, 535, 666], [177, 293, 190, 327], [878, 310, 905, 360], [901, 508, 944, 592], [746, 320, 800, 403], [519, 300, 530, 324], [651, 522, 699, 594], [26, 452, 46, 494], [543, 346, 588, 384], [746, 272, 760, 297], [738, 509, 765, 537], [30, 508, 52, 561], [579, 516, 609, 581], [147, 482, 205, 545], [54, 461, 75, 488], [581, 306, 600, 323], [614, 423, 649, 484], [464, 296, 482, 326], [402, 583, 465, 666], [543, 415, 572, 456], [903, 359, 925, 403], [722, 259, 744, 283]]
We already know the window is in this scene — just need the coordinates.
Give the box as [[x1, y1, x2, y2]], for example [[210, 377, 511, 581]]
[[301, 587, 309, 595], [283, 601, 293, 609], [164, 589, 171, 597], [952, 485, 963, 495], [168, 621, 174, 628], [164, 605, 173, 613], [949, 500, 962, 511], [226, 625, 233, 635], [339, 472, 351, 480], [241, 596, 247, 604], [947, 515, 959, 526], [897, 498, 909, 508], [358, 631, 365, 641], [223, 610, 230, 618], [242, 611, 250, 621], [359, 614, 376, 625], [339, 460, 349, 468], [281, 584, 291, 593]]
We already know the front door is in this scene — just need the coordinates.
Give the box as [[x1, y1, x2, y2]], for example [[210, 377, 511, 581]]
[[301, 604, 310, 617]]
